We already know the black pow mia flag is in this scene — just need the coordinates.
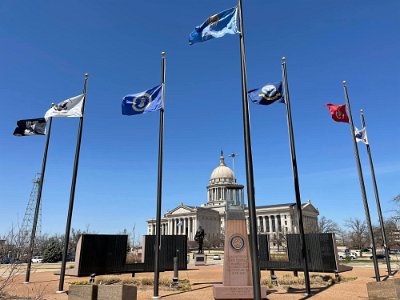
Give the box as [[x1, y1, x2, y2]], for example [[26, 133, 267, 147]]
[[13, 118, 46, 136]]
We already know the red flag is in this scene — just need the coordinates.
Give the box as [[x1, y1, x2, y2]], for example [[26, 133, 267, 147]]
[[324, 104, 349, 123]]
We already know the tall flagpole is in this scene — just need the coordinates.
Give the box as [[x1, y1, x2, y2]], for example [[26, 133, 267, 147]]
[[58, 73, 89, 292], [237, 1, 261, 299], [360, 109, 392, 276], [153, 52, 166, 299], [342, 81, 380, 282], [25, 114, 53, 283], [282, 58, 311, 295]]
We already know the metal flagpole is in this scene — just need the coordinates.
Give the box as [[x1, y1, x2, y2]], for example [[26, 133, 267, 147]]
[[342, 81, 380, 282], [281, 58, 311, 295], [58, 73, 89, 292], [25, 114, 54, 283], [360, 109, 392, 277], [153, 52, 166, 299], [237, 1, 261, 299]]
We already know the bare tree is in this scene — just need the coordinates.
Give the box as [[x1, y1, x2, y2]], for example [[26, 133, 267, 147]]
[[0, 225, 27, 298], [345, 218, 369, 250], [374, 219, 400, 250], [318, 216, 340, 234], [392, 194, 400, 222]]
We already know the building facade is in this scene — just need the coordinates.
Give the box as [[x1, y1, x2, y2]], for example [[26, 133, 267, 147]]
[[147, 152, 319, 242]]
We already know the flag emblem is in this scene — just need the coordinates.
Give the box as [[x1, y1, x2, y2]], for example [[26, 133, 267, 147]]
[[208, 14, 219, 26], [324, 104, 349, 123], [122, 85, 162, 116], [132, 92, 152, 112], [248, 82, 285, 105]]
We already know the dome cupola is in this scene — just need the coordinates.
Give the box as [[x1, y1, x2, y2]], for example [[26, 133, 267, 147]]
[[209, 151, 235, 184]]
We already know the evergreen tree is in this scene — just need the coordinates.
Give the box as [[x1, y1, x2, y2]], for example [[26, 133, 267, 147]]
[[42, 239, 62, 263]]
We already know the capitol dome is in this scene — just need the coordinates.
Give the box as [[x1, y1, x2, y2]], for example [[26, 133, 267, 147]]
[[209, 151, 235, 184]]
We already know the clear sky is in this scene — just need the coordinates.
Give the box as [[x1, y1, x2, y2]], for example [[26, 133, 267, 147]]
[[1, 1, 399, 237]]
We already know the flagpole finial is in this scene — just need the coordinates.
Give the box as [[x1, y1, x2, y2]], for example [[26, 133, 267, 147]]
[[342, 80, 347, 85], [360, 109, 364, 113], [51, 102, 55, 107], [282, 56, 286, 62], [161, 51, 166, 57]]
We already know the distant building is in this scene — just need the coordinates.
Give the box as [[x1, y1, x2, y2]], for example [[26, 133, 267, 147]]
[[147, 152, 319, 243]]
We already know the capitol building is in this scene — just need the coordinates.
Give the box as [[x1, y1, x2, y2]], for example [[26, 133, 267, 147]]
[[147, 152, 319, 244]]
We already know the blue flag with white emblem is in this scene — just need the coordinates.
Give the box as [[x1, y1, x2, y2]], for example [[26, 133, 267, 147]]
[[122, 85, 162, 116], [248, 82, 285, 105], [189, 7, 240, 45]]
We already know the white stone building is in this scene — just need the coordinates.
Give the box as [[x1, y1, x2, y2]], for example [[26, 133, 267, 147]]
[[147, 152, 319, 242]]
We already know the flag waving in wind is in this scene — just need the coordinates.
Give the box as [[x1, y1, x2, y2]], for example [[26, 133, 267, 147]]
[[324, 104, 349, 123], [122, 85, 162, 116], [13, 118, 46, 136], [45, 94, 85, 120], [189, 7, 240, 45], [248, 82, 285, 105], [355, 127, 369, 144]]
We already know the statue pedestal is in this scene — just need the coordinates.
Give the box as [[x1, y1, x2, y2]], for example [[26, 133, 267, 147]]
[[194, 253, 206, 266], [213, 209, 267, 299]]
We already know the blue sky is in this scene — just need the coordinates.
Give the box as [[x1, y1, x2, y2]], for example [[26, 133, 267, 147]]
[[1, 1, 399, 237]]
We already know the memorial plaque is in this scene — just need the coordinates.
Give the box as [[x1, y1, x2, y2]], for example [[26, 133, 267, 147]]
[[194, 254, 206, 266]]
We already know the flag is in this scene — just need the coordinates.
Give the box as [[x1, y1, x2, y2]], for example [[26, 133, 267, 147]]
[[122, 85, 162, 116], [324, 104, 349, 123], [248, 82, 285, 105], [44, 94, 85, 120], [13, 118, 46, 136], [189, 7, 240, 45], [355, 127, 368, 144]]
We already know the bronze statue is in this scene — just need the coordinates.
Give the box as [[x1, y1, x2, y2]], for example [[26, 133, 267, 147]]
[[194, 226, 205, 254]]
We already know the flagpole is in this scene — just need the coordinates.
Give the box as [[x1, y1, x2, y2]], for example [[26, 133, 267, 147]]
[[24, 114, 53, 283], [281, 58, 311, 295], [360, 109, 392, 277], [342, 81, 380, 282], [237, 1, 261, 299], [58, 73, 89, 292], [153, 52, 166, 299]]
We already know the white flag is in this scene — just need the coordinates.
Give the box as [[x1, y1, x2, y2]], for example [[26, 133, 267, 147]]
[[44, 94, 85, 120], [355, 127, 368, 144]]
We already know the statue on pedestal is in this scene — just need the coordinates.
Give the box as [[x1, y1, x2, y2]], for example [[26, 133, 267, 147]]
[[194, 226, 205, 254]]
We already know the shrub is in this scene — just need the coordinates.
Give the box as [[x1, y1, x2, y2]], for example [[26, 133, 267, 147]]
[[140, 278, 153, 286], [95, 276, 122, 285]]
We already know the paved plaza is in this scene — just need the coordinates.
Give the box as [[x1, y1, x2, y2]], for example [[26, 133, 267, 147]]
[[1, 260, 397, 299]]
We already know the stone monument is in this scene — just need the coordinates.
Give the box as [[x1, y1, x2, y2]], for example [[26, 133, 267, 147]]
[[213, 186, 267, 299], [194, 226, 206, 265]]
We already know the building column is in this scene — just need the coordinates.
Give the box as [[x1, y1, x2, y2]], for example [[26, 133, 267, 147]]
[[180, 218, 184, 235], [269, 216, 273, 233], [190, 217, 193, 240], [263, 216, 267, 233], [174, 219, 177, 235]]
